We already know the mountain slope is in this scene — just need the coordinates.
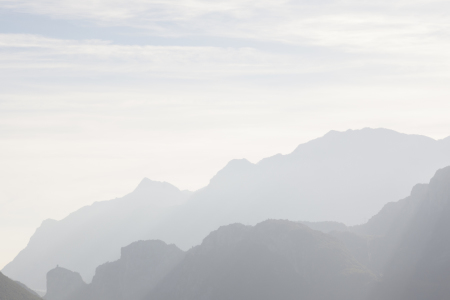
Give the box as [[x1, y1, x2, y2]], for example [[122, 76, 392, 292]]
[[0, 272, 42, 300], [147, 220, 375, 300], [2, 179, 190, 290]]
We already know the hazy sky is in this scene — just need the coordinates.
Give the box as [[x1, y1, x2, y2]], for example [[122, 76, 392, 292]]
[[2, 0, 450, 269]]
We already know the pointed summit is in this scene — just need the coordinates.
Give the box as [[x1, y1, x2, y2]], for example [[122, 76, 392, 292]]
[[132, 178, 181, 195]]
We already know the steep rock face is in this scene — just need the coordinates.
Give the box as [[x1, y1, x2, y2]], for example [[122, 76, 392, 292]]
[[148, 220, 376, 300], [0, 272, 42, 300], [43, 267, 85, 300], [2, 179, 190, 290]]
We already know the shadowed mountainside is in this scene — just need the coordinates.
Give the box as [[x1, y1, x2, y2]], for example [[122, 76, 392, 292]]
[[0, 272, 42, 300]]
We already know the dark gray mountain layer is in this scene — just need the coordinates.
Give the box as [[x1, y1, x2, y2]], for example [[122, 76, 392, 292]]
[[44, 221, 375, 300], [4, 128, 450, 291], [147, 220, 376, 300], [2, 179, 190, 290]]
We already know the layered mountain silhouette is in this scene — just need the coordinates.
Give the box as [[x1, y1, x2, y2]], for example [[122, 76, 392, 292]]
[[4, 128, 450, 291], [44, 220, 375, 300], [2, 179, 190, 290], [0, 272, 42, 300]]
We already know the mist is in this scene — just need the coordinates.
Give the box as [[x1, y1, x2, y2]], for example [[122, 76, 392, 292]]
[[2, 0, 450, 300]]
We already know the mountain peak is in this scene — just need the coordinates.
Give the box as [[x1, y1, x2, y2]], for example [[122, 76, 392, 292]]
[[208, 159, 255, 186], [132, 178, 181, 195]]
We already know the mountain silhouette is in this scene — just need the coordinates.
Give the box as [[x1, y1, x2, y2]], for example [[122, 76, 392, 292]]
[[2, 179, 190, 290], [4, 128, 450, 291], [368, 166, 450, 299], [151, 128, 450, 251], [304, 166, 450, 299], [44, 220, 375, 300], [44, 240, 184, 300], [147, 220, 375, 300]]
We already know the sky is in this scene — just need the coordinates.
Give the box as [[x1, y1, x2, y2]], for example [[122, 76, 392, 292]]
[[1, 0, 450, 269]]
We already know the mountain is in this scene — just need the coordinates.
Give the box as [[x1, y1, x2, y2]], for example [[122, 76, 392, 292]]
[[147, 220, 375, 300], [2, 179, 190, 290], [5, 128, 450, 291], [44, 220, 375, 300], [305, 166, 450, 299], [0, 272, 42, 300], [44, 267, 86, 300], [44, 240, 184, 300], [369, 166, 450, 299], [151, 128, 450, 250]]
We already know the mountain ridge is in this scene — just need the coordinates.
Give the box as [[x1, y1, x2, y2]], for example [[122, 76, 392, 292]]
[[4, 128, 450, 291]]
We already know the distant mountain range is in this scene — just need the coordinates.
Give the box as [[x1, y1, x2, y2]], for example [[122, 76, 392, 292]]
[[43, 165, 450, 300], [0, 271, 42, 300], [4, 128, 450, 291]]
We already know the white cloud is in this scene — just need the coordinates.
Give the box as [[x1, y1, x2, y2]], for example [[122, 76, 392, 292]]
[[0, 33, 352, 81], [2, 0, 449, 53]]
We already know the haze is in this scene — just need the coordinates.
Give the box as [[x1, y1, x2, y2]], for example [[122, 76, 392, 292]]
[[2, 0, 450, 283]]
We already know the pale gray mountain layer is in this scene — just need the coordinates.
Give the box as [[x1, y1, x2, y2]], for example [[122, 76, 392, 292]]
[[150, 128, 450, 250], [3, 128, 450, 291]]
